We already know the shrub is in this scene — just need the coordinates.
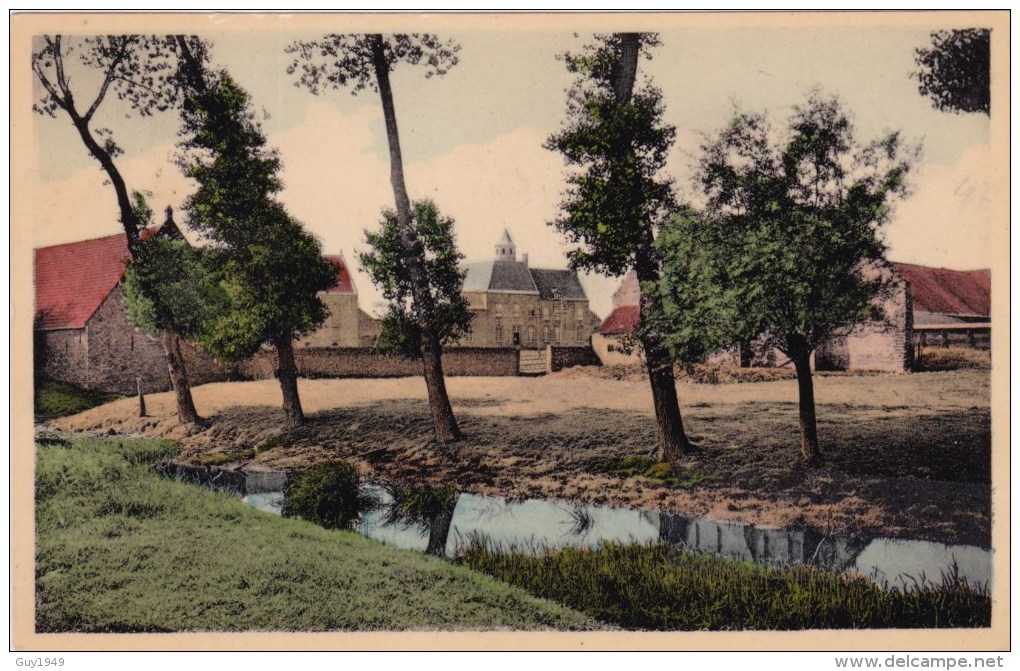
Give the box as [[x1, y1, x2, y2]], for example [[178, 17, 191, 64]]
[[382, 482, 458, 528], [281, 461, 365, 530]]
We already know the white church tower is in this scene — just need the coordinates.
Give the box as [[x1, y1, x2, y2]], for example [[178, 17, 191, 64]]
[[495, 228, 516, 261]]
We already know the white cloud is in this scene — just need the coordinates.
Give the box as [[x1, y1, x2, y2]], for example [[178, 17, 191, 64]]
[[31, 142, 195, 248], [884, 143, 994, 270]]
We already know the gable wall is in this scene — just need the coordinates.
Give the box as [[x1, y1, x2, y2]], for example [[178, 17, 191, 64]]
[[85, 285, 172, 395]]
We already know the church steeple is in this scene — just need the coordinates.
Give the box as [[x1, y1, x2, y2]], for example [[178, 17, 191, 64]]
[[495, 228, 516, 261]]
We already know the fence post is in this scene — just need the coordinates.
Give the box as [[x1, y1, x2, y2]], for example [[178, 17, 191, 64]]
[[137, 377, 146, 418]]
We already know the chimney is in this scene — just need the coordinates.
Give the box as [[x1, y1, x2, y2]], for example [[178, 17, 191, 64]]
[[522, 253, 528, 266]]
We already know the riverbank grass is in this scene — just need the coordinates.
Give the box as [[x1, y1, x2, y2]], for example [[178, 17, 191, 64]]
[[34, 377, 122, 422], [459, 541, 991, 631], [35, 433, 598, 632]]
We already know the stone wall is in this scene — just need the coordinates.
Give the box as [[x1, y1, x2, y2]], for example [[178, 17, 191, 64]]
[[76, 286, 170, 395], [292, 347, 520, 378], [36, 328, 90, 389], [548, 345, 602, 372], [298, 292, 361, 348], [816, 263, 913, 373]]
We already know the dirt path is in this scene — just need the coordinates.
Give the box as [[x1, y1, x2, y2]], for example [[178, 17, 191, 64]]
[[49, 369, 992, 547]]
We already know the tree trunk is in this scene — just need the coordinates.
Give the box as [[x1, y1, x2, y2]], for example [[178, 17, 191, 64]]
[[419, 330, 461, 442], [611, 33, 690, 462], [71, 116, 141, 252], [425, 493, 458, 557], [640, 331, 691, 461], [634, 235, 691, 461], [160, 330, 200, 424], [369, 34, 461, 443], [274, 338, 305, 428], [789, 338, 820, 463]]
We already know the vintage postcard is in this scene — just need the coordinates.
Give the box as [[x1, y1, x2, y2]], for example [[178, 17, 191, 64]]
[[10, 11, 1010, 654]]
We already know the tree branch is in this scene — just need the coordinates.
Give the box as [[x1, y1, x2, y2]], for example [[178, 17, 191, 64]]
[[32, 58, 66, 110], [84, 41, 128, 122]]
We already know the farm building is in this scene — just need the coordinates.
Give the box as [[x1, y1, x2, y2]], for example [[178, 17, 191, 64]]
[[33, 224, 372, 394], [459, 229, 602, 350], [593, 260, 990, 372]]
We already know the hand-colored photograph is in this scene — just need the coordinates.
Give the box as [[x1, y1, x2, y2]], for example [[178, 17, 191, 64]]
[[11, 10, 1008, 652]]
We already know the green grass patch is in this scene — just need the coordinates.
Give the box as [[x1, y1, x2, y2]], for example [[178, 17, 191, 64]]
[[35, 433, 599, 632], [461, 538, 987, 628], [191, 448, 257, 467], [459, 541, 990, 631], [34, 378, 123, 422], [589, 456, 715, 488]]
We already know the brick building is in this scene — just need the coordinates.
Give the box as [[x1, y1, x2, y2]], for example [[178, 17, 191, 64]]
[[459, 230, 601, 349], [34, 228, 372, 393], [591, 259, 974, 373]]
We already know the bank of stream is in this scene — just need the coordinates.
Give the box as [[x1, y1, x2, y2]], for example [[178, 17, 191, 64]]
[[160, 461, 993, 593]]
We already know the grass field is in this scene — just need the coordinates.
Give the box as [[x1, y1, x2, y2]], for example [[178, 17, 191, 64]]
[[34, 377, 122, 422], [35, 433, 599, 632], [48, 368, 992, 546]]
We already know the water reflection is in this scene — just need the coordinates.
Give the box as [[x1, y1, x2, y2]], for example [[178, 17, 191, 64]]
[[239, 479, 991, 591]]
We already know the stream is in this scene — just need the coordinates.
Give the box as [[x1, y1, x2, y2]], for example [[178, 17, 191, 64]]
[[239, 475, 991, 592]]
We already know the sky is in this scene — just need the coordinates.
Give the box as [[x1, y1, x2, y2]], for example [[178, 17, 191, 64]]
[[27, 14, 1001, 319]]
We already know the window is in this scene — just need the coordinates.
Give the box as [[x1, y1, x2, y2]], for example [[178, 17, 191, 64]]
[[576, 325, 584, 342], [576, 304, 585, 321], [512, 303, 520, 318], [542, 325, 550, 344], [527, 326, 536, 344], [495, 322, 504, 344], [554, 326, 562, 345], [495, 303, 503, 317], [529, 309, 537, 317], [542, 305, 550, 320]]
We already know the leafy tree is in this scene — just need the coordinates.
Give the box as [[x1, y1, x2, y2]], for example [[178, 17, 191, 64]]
[[179, 69, 337, 428], [123, 205, 228, 420], [688, 93, 917, 461], [32, 34, 210, 423], [913, 29, 990, 115], [287, 33, 465, 443], [545, 33, 691, 462], [652, 205, 742, 368], [359, 200, 472, 361]]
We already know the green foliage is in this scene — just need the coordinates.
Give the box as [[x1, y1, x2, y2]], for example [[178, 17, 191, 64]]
[[653, 205, 743, 364], [676, 92, 918, 359], [913, 29, 991, 115], [123, 234, 227, 340], [35, 434, 597, 632], [383, 482, 459, 528], [286, 33, 460, 97], [588, 455, 715, 489], [281, 461, 367, 531], [34, 378, 123, 422], [460, 541, 990, 631], [179, 72, 337, 359], [359, 200, 471, 358], [544, 33, 676, 276]]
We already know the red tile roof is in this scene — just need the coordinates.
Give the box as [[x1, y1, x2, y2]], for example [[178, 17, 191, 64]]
[[892, 262, 990, 317], [34, 232, 133, 330], [598, 305, 641, 335], [35, 232, 357, 331], [323, 254, 355, 294]]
